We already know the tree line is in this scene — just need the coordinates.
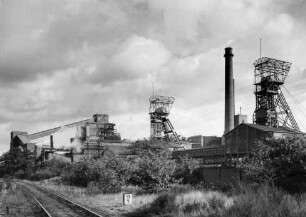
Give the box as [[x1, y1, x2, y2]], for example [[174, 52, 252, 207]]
[[1, 135, 306, 194]]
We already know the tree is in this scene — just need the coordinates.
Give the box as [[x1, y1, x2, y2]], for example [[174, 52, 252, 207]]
[[174, 155, 200, 184], [62, 155, 128, 193], [127, 140, 177, 192], [86, 155, 129, 193], [2, 148, 35, 178], [241, 135, 306, 193]]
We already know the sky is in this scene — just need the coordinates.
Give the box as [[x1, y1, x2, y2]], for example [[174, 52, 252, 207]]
[[1, 0, 306, 154]]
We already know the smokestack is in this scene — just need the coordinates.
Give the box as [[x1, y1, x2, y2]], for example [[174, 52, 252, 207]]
[[224, 47, 235, 134], [50, 135, 54, 149]]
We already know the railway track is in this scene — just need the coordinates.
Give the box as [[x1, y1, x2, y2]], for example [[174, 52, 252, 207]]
[[17, 181, 104, 217]]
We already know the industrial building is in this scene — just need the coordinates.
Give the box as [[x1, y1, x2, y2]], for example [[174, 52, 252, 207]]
[[188, 135, 222, 149], [10, 131, 35, 153], [234, 113, 247, 127], [172, 46, 304, 184], [224, 123, 303, 157], [10, 114, 129, 162]]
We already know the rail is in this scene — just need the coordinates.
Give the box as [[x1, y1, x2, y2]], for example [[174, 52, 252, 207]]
[[18, 181, 104, 217], [28, 192, 52, 217]]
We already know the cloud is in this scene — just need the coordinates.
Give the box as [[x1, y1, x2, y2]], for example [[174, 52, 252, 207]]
[[112, 35, 171, 75], [86, 35, 171, 85]]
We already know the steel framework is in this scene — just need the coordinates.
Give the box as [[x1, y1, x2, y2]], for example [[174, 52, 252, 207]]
[[149, 95, 181, 143], [253, 57, 299, 131]]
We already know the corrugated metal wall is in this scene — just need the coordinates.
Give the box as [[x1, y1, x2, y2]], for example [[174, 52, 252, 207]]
[[224, 125, 271, 156]]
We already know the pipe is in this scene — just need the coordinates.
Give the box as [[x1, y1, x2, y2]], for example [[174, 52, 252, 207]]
[[50, 135, 54, 149], [224, 47, 235, 134], [71, 148, 74, 163]]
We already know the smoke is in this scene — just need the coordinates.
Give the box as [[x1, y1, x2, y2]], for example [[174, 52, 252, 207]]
[[70, 137, 82, 153], [226, 39, 235, 46]]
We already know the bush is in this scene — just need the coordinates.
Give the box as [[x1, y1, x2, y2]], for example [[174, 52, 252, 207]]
[[14, 169, 26, 179], [26, 159, 71, 181], [62, 155, 128, 193], [85, 156, 128, 193], [1, 148, 35, 177], [127, 140, 177, 193], [62, 160, 89, 187], [240, 135, 306, 193], [174, 156, 200, 184], [43, 159, 71, 177], [127, 190, 233, 217], [226, 183, 306, 217], [28, 169, 56, 181], [121, 185, 147, 195]]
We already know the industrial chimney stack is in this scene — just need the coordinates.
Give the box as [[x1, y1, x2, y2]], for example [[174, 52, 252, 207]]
[[224, 47, 235, 134]]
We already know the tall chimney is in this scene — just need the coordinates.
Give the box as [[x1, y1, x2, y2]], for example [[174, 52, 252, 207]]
[[224, 47, 235, 134]]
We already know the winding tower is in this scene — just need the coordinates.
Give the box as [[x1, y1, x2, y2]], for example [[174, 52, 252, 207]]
[[149, 95, 180, 143], [253, 57, 299, 131]]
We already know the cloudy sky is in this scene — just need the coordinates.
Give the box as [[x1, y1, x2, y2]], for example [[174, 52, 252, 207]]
[[1, 0, 306, 154]]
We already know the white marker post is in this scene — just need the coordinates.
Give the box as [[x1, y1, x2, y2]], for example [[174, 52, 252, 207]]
[[123, 193, 132, 205]]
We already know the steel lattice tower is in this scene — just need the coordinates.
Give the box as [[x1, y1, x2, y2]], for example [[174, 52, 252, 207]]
[[253, 57, 299, 131], [149, 95, 181, 143]]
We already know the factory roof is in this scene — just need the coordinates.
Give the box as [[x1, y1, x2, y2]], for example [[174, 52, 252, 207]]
[[224, 123, 303, 136]]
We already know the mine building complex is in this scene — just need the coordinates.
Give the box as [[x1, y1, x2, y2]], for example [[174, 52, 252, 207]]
[[172, 47, 304, 183], [7, 45, 305, 184], [10, 114, 128, 162]]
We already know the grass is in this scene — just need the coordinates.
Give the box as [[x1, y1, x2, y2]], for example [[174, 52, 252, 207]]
[[175, 191, 233, 216], [23, 178, 306, 217], [127, 183, 306, 217], [128, 190, 233, 217], [26, 178, 158, 217], [0, 179, 41, 216], [226, 184, 306, 217]]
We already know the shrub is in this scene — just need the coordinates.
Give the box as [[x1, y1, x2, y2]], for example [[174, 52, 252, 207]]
[[174, 156, 200, 184], [85, 156, 128, 193], [127, 140, 177, 193], [1, 148, 35, 177], [62, 160, 89, 187], [175, 191, 233, 216], [241, 135, 306, 193], [14, 169, 26, 179], [121, 185, 147, 195], [28, 169, 55, 181], [127, 190, 233, 217], [44, 159, 71, 177], [25, 159, 72, 181], [62, 155, 128, 193], [226, 183, 306, 217]]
